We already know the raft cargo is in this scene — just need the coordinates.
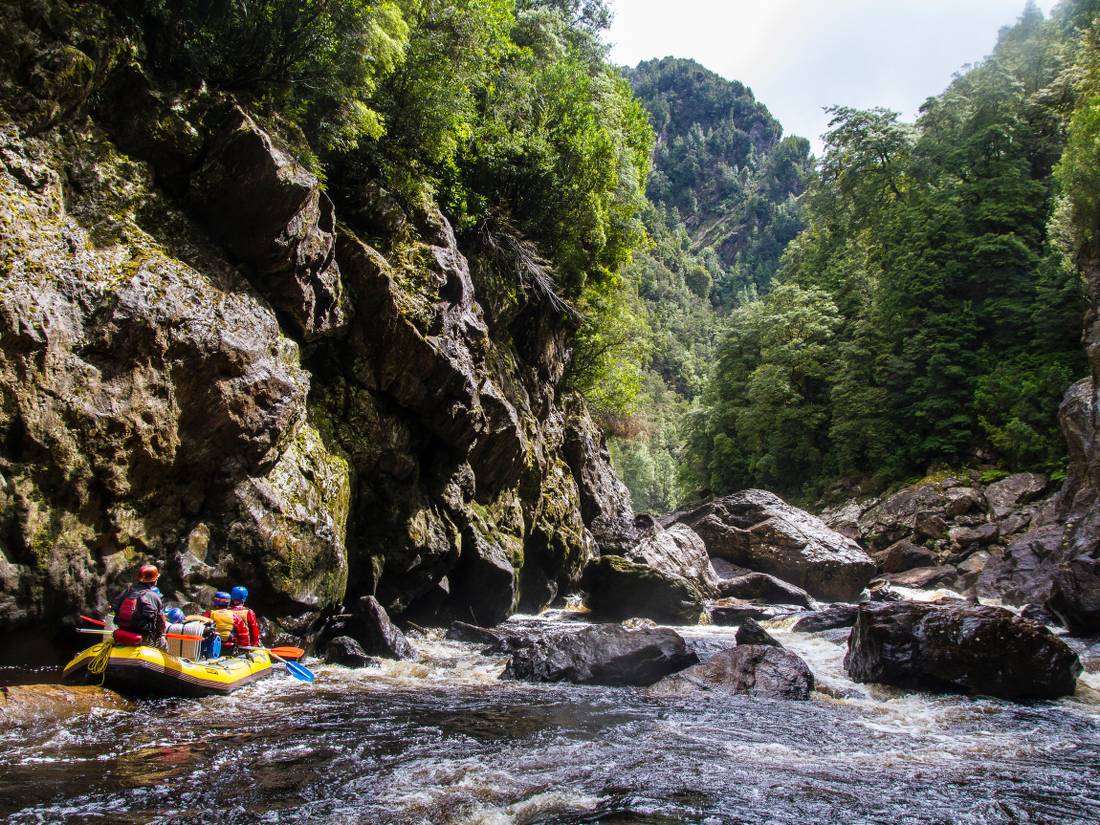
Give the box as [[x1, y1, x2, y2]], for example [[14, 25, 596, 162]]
[[63, 622, 273, 697]]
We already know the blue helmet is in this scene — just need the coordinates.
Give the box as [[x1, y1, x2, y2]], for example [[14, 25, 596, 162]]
[[230, 586, 249, 603], [212, 591, 231, 607], [149, 586, 161, 595], [165, 607, 185, 623]]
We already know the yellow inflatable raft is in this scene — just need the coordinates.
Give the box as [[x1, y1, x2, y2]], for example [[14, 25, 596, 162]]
[[63, 641, 273, 697]]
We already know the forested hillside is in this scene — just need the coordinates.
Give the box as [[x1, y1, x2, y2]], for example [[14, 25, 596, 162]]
[[607, 59, 812, 512], [616, 1, 1098, 508]]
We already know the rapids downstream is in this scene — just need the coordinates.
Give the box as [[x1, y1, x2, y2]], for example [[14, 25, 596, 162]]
[[2, 609, 1100, 825]]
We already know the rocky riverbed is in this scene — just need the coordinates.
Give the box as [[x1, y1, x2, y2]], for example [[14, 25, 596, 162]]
[[3, 608, 1099, 824]]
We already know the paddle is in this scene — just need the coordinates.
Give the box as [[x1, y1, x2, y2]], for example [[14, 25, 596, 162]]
[[241, 646, 315, 682], [242, 645, 305, 660]]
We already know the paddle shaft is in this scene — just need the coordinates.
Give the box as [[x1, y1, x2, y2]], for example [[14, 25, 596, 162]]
[[76, 628, 203, 641]]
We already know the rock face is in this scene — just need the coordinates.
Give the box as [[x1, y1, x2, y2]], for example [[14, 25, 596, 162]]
[[670, 490, 875, 602], [0, 7, 635, 651], [844, 602, 1082, 700], [820, 470, 1084, 620], [648, 646, 813, 700], [583, 556, 706, 625], [504, 624, 697, 686]]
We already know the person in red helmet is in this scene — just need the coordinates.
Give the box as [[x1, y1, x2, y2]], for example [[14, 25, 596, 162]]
[[112, 564, 167, 649], [229, 586, 261, 648]]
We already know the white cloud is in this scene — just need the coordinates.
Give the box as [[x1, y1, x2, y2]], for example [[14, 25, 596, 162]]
[[608, 0, 1061, 153]]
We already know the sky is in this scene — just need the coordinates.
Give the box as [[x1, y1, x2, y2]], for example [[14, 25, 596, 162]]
[[607, 0, 1061, 154]]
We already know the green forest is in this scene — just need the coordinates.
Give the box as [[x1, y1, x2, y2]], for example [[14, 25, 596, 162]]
[[612, 0, 1100, 511], [42, 0, 1100, 514]]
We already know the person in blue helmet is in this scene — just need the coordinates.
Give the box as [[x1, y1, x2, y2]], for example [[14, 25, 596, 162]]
[[165, 607, 185, 624], [229, 586, 262, 648], [203, 591, 250, 654]]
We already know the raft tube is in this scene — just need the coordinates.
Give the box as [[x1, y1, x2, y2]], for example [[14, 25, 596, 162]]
[[63, 642, 273, 698]]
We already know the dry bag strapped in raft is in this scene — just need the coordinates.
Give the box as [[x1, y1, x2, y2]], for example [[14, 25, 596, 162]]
[[112, 628, 143, 646]]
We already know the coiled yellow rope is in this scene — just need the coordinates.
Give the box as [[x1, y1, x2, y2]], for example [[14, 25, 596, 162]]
[[87, 640, 113, 684]]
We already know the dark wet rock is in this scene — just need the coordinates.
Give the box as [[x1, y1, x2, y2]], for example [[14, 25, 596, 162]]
[[792, 604, 859, 633], [323, 636, 377, 668], [1049, 556, 1100, 635], [1019, 603, 1062, 627], [976, 525, 1064, 607], [189, 104, 345, 340], [954, 551, 992, 590], [872, 540, 936, 574], [450, 522, 518, 627], [716, 572, 813, 607], [944, 487, 985, 518], [504, 624, 697, 686], [443, 620, 543, 654], [913, 512, 949, 540], [948, 523, 999, 547], [648, 646, 813, 700], [857, 484, 946, 550], [325, 596, 415, 661], [708, 600, 803, 626], [583, 556, 706, 625], [882, 566, 958, 590], [985, 473, 1049, 519], [844, 602, 1082, 701], [357, 596, 416, 660], [735, 618, 781, 647], [625, 523, 718, 596], [0, 685, 132, 727], [671, 490, 875, 602], [864, 581, 904, 602]]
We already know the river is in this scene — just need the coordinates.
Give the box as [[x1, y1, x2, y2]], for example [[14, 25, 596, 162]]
[[2, 609, 1100, 824]]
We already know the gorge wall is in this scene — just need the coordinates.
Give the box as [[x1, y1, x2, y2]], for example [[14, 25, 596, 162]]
[[0, 4, 637, 650]]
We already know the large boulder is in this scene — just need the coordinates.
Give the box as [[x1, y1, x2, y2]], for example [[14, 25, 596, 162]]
[[648, 646, 813, 700], [670, 490, 875, 602], [844, 602, 1082, 700], [583, 555, 706, 625], [323, 636, 377, 668], [624, 523, 718, 596], [504, 624, 697, 686], [322, 595, 415, 660]]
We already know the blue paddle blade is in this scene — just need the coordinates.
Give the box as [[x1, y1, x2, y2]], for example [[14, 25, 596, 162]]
[[283, 658, 316, 683]]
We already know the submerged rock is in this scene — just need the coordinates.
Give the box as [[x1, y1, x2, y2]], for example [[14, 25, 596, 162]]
[[583, 556, 706, 625], [504, 624, 697, 686], [844, 602, 1082, 701], [670, 490, 875, 602], [323, 636, 377, 668], [648, 646, 813, 700], [0, 684, 132, 727]]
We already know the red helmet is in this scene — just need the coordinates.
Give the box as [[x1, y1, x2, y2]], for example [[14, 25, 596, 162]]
[[138, 564, 160, 583]]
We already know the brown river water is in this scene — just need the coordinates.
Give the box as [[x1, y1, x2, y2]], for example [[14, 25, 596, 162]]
[[2, 603, 1099, 824]]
